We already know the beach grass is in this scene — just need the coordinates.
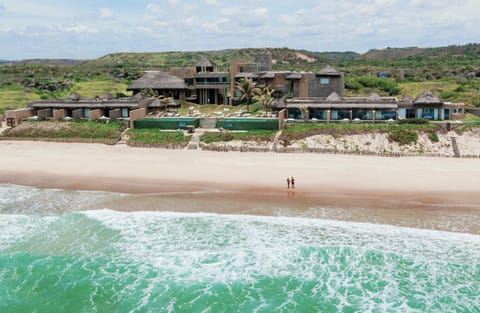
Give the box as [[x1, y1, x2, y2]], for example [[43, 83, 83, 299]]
[[398, 80, 459, 98], [281, 122, 438, 145], [127, 129, 190, 145], [1, 121, 125, 141], [201, 130, 277, 144], [0, 89, 42, 114], [70, 81, 132, 98]]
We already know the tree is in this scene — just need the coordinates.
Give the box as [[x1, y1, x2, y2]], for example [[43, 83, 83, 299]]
[[299, 104, 309, 122], [235, 78, 258, 112], [254, 85, 274, 116], [161, 97, 171, 111]]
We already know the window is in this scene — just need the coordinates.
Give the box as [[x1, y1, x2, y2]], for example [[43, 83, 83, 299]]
[[423, 108, 434, 119], [121, 108, 129, 118], [320, 78, 330, 85], [453, 108, 463, 114]]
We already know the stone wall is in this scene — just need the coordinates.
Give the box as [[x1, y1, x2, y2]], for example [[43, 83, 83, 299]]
[[312, 73, 345, 97], [37, 108, 52, 121], [278, 109, 287, 129], [89, 109, 104, 121], [5, 108, 34, 126], [109, 108, 121, 120], [466, 108, 480, 116], [129, 108, 146, 128], [72, 109, 84, 120], [53, 109, 66, 121], [298, 74, 311, 97]]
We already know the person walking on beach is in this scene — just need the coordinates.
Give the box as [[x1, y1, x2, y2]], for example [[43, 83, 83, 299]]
[[286, 177, 291, 188], [291, 177, 295, 188]]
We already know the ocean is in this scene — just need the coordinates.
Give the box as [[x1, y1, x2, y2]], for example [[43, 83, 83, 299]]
[[1, 184, 479, 313]]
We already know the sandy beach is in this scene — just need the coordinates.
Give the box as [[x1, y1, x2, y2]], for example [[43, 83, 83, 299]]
[[1, 140, 480, 233]]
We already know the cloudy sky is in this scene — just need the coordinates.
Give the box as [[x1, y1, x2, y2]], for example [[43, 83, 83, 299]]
[[0, 0, 479, 59]]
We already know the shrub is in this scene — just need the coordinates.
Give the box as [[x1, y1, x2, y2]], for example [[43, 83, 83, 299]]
[[389, 128, 418, 145], [398, 118, 429, 124], [428, 132, 439, 142], [201, 131, 234, 143], [127, 129, 189, 145]]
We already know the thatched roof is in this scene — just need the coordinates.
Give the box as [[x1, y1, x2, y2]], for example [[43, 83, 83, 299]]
[[98, 93, 114, 101], [285, 73, 302, 80], [195, 72, 229, 78], [127, 71, 187, 90], [169, 67, 196, 79], [131, 92, 147, 101], [67, 93, 81, 101], [148, 98, 181, 108], [287, 95, 398, 109], [288, 101, 397, 110], [31, 99, 140, 109], [260, 72, 275, 79], [317, 65, 341, 76], [367, 93, 382, 101], [235, 72, 258, 79], [326, 92, 342, 102], [196, 56, 216, 68], [414, 90, 442, 105], [399, 96, 413, 104]]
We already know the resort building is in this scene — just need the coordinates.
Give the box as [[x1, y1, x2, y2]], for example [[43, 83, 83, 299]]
[[6, 54, 465, 127], [283, 90, 465, 122], [5, 92, 179, 127], [127, 57, 230, 105]]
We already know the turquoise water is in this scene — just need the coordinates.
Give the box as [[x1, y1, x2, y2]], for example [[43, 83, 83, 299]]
[[1, 185, 479, 313]]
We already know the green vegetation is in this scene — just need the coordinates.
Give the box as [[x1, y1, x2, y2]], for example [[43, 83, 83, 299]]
[[2, 44, 480, 115], [1, 121, 125, 141], [281, 122, 437, 146], [388, 128, 419, 145], [346, 75, 400, 96], [127, 129, 190, 145], [69, 81, 131, 98], [429, 133, 440, 142], [201, 130, 277, 143]]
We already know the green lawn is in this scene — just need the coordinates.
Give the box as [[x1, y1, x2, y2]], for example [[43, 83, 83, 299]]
[[201, 130, 277, 143], [1, 121, 125, 140], [0, 89, 41, 114], [398, 80, 459, 98], [70, 81, 132, 98], [127, 129, 190, 145]]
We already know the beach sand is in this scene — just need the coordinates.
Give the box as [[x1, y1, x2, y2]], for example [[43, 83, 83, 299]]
[[1, 140, 480, 234]]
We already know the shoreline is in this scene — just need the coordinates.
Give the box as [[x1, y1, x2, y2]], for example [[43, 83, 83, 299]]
[[1, 141, 480, 234]]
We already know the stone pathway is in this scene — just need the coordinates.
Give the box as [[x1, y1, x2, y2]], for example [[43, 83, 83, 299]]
[[117, 129, 130, 145], [451, 136, 460, 158], [271, 130, 283, 152], [186, 132, 201, 150], [0, 121, 9, 135]]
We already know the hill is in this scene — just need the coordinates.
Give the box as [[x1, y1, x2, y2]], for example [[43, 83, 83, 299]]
[[3, 59, 87, 66], [1, 44, 480, 114], [363, 43, 480, 60]]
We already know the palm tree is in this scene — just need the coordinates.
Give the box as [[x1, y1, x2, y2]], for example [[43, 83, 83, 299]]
[[161, 97, 171, 112], [299, 104, 309, 122], [254, 85, 274, 117], [235, 78, 258, 112]]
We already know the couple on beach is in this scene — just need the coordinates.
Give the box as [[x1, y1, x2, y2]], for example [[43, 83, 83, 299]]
[[286, 177, 295, 189]]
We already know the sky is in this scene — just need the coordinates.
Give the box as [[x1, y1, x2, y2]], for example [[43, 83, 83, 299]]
[[0, 0, 479, 60]]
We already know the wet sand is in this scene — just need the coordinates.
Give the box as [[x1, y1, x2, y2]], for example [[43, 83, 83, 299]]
[[1, 141, 480, 234]]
